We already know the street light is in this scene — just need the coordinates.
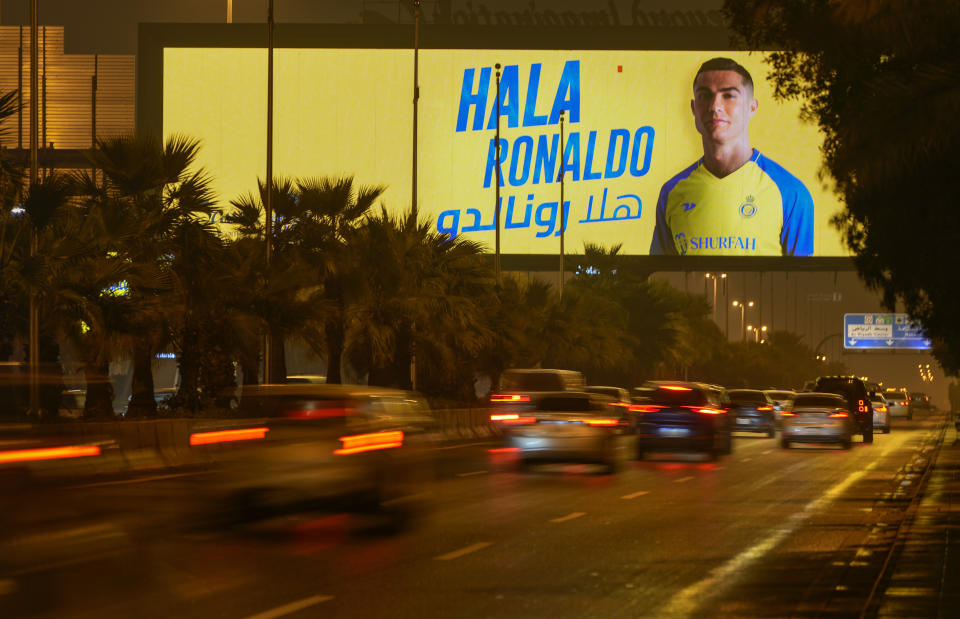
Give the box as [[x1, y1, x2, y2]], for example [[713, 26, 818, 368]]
[[732, 300, 755, 342], [747, 324, 768, 343], [705, 273, 726, 323]]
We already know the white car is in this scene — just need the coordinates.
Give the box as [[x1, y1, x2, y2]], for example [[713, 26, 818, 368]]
[[871, 394, 891, 433], [884, 392, 910, 419]]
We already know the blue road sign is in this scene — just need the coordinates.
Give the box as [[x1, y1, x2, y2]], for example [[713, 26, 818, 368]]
[[843, 313, 932, 350]]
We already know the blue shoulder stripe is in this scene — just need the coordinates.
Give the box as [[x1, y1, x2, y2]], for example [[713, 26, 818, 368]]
[[650, 160, 701, 255], [755, 151, 815, 256]]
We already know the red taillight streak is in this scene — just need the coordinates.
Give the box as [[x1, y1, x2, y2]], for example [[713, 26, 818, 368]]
[[610, 402, 630, 408], [0, 445, 101, 464], [501, 417, 537, 425], [757, 406, 773, 411], [584, 418, 622, 427], [875, 405, 888, 412], [630, 404, 664, 413], [490, 394, 531, 403], [334, 430, 404, 455], [190, 427, 269, 446], [696, 408, 724, 415], [780, 411, 796, 417], [829, 412, 848, 418], [490, 413, 519, 421], [661, 385, 692, 391]]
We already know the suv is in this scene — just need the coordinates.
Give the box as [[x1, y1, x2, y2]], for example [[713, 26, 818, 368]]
[[490, 369, 587, 414], [813, 376, 874, 443], [908, 392, 931, 415]]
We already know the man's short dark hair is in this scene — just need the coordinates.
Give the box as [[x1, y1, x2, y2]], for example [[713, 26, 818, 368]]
[[693, 57, 754, 93]]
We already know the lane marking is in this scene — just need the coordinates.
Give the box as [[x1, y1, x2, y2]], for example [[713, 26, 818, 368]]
[[660, 459, 880, 617], [740, 458, 753, 463], [674, 476, 694, 483], [438, 441, 496, 451], [456, 470, 488, 477], [761, 449, 773, 455], [550, 512, 586, 523], [72, 471, 203, 488], [435, 542, 492, 561], [621, 491, 649, 500], [242, 594, 334, 619]]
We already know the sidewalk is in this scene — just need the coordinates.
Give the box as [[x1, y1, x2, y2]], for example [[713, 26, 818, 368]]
[[873, 419, 960, 617]]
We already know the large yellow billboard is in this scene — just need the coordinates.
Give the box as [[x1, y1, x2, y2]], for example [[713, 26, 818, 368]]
[[163, 48, 846, 257]]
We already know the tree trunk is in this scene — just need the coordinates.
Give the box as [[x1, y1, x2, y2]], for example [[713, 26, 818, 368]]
[[269, 330, 287, 383], [38, 333, 64, 420], [83, 358, 114, 420], [127, 338, 156, 418], [325, 319, 344, 384], [177, 313, 202, 413]]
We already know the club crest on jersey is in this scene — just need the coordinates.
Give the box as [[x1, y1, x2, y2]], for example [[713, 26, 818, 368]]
[[739, 195, 757, 218], [674, 232, 688, 255]]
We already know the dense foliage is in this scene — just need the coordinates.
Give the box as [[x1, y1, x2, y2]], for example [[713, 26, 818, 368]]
[[724, 0, 960, 373]]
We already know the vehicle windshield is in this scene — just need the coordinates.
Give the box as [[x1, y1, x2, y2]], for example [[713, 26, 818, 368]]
[[648, 386, 709, 406], [728, 390, 768, 404]]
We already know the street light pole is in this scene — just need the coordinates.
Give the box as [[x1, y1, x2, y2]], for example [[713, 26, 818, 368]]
[[263, 0, 274, 384], [494, 63, 501, 284], [28, 0, 39, 416], [732, 300, 755, 343], [411, 0, 420, 217], [705, 273, 726, 324], [558, 111, 565, 297]]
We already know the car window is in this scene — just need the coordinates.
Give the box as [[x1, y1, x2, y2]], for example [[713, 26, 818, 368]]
[[728, 390, 767, 404], [648, 386, 708, 406], [536, 396, 595, 412], [501, 372, 565, 391], [885, 393, 906, 402]]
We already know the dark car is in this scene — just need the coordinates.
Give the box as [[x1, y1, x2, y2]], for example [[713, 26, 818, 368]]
[[908, 392, 931, 415], [813, 376, 874, 443], [728, 389, 777, 437], [632, 382, 733, 460], [192, 384, 437, 532]]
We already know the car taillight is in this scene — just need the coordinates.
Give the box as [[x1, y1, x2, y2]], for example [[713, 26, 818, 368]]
[[757, 405, 773, 411], [286, 407, 348, 419], [491, 414, 537, 425], [490, 394, 531, 403], [584, 418, 624, 427], [696, 407, 724, 415], [0, 445, 101, 464], [190, 427, 269, 445], [829, 412, 848, 418], [780, 411, 796, 417], [662, 385, 692, 391], [334, 430, 404, 455], [629, 404, 664, 413], [610, 402, 630, 408], [875, 405, 888, 412]]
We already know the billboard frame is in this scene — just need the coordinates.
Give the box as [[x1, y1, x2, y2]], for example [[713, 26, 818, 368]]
[[138, 22, 855, 273]]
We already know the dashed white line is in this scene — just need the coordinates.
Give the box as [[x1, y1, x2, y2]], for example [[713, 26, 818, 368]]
[[550, 512, 586, 523], [456, 470, 488, 477], [435, 542, 492, 561], [243, 594, 334, 619], [72, 471, 203, 488], [674, 476, 694, 483], [761, 449, 773, 455], [740, 457, 753, 463], [621, 491, 649, 500]]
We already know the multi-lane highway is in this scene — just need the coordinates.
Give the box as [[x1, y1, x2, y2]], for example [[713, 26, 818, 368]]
[[1, 416, 945, 618]]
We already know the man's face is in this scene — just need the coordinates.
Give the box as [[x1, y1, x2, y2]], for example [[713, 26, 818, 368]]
[[691, 70, 757, 144]]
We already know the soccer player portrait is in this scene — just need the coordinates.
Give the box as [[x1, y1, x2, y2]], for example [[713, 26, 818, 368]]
[[649, 58, 814, 256]]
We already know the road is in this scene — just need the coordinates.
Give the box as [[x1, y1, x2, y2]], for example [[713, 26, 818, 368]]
[[0, 415, 944, 618]]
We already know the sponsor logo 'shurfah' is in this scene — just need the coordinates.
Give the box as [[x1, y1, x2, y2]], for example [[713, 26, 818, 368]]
[[438, 60, 653, 239]]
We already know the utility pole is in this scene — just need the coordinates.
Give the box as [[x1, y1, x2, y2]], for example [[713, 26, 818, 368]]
[[263, 0, 274, 384]]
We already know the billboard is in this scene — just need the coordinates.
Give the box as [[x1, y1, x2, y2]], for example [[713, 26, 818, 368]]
[[162, 47, 848, 258]]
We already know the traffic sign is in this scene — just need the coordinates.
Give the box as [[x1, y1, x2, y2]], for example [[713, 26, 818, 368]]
[[843, 313, 931, 350]]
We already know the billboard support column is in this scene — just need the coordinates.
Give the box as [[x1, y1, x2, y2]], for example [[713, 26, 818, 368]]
[[28, 0, 39, 417], [494, 63, 501, 283], [411, 0, 420, 217], [558, 111, 565, 297]]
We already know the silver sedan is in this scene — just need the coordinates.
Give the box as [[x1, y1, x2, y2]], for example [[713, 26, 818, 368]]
[[781, 392, 854, 449]]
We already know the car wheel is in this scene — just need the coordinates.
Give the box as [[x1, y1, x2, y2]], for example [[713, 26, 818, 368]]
[[862, 426, 874, 444], [780, 437, 791, 449], [766, 426, 776, 438]]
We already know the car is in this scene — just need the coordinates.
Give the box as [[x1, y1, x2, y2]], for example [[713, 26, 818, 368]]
[[908, 392, 932, 415], [884, 391, 910, 419], [489, 369, 587, 416], [192, 384, 437, 532], [585, 386, 632, 417], [813, 376, 874, 443], [501, 392, 634, 474], [632, 382, 733, 461], [870, 393, 891, 433], [728, 389, 777, 437], [781, 392, 855, 449]]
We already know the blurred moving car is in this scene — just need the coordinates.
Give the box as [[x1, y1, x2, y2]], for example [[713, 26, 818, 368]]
[[632, 382, 733, 460], [764, 389, 796, 424], [489, 369, 586, 417], [884, 391, 910, 419], [813, 376, 874, 443], [870, 393, 891, 433], [500, 392, 634, 474], [192, 384, 436, 532], [781, 393, 854, 449], [908, 392, 932, 415], [286, 375, 327, 384], [728, 389, 777, 437]]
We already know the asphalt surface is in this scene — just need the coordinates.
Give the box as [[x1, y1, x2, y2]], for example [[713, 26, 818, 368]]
[[0, 414, 948, 618]]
